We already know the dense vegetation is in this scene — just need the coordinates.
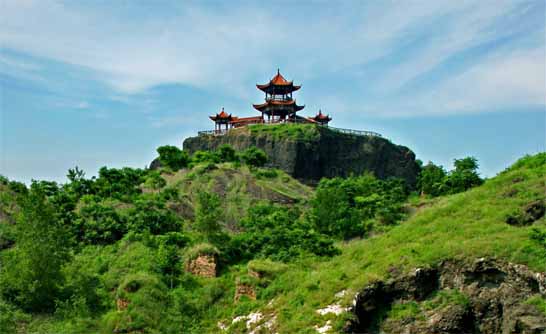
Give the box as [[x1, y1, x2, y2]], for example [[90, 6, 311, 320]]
[[0, 147, 543, 333]]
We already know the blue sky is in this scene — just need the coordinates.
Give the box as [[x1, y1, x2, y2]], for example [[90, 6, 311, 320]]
[[1, 0, 544, 183]]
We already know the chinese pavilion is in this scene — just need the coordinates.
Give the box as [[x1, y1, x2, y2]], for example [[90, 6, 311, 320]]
[[253, 69, 305, 123], [309, 110, 332, 126], [207, 70, 329, 134], [209, 107, 233, 132]]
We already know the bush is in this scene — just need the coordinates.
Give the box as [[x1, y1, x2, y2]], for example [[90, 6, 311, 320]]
[[311, 174, 408, 239], [216, 144, 238, 163], [240, 147, 267, 167], [74, 196, 127, 244], [0, 188, 70, 312], [227, 204, 338, 262], [157, 145, 189, 170]]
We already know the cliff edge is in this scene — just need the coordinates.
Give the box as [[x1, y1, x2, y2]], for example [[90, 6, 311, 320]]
[[183, 124, 420, 186]]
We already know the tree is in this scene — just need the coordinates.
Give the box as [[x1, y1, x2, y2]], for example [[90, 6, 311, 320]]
[[0, 188, 70, 312], [157, 145, 190, 170], [194, 192, 225, 245], [216, 144, 238, 163], [417, 162, 447, 196], [240, 147, 267, 167], [446, 156, 483, 193]]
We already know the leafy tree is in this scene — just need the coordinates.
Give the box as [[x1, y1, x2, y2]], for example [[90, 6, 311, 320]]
[[157, 145, 190, 170], [228, 204, 338, 262], [156, 232, 188, 288], [417, 162, 447, 196], [191, 150, 220, 165], [216, 144, 238, 162], [311, 174, 409, 239], [73, 196, 127, 244], [240, 147, 267, 167], [126, 196, 181, 235], [94, 167, 146, 200], [194, 192, 226, 245], [0, 188, 70, 312], [446, 156, 483, 193]]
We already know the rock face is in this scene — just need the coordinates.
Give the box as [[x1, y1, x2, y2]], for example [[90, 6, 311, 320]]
[[183, 126, 420, 186], [185, 254, 218, 278], [346, 258, 546, 334], [234, 282, 257, 302]]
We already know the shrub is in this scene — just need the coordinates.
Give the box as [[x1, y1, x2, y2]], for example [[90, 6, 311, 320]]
[[216, 144, 238, 163], [144, 171, 166, 190], [191, 150, 220, 165], [157, 145, 189, 170], [194, 192, 226, 245], [0, 188, 70, 312], [184, 243, 220, 261], [311, 174, 408, 239], [240, 147, 267, 167], [228, 204, 338, 262], [74, 196, 127, 244]]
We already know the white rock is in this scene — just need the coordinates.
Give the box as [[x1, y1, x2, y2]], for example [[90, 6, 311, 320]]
[[217, 321, 227, 331], [316, 303, 349, 316], [314, 320, 332, 333], [335, 290, 347, 298]]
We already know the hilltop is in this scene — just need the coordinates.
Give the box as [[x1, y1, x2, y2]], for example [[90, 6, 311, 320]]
[[183, 124, 420, 186]]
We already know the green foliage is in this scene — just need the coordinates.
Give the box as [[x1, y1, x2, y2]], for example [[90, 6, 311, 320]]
[[0, 188, 70, 312], [249, 123, 320, 141], [157, 145, 190, 170], [417, 157, 483, 197], [0, 298, 29, 333], [503, 152, 546, 173], [194, 191, 226, 245], [191, 150, 220, 165], [184, 243, 220, 261], [247, 259, 288, 279], [94, 167, 146, 200], [417, 161, 447, 196], [311, 174, 408, 239], [446, 156, 483, 193], [101, 272, 168, 334], [216, 144, 238, 163], [74, 196, 127, 244], [144, 171, 167, 190], [524, 295, 546, 316], [126, 195, 181, 235], [228, 204, 339, 262], [240, 147, 267, 167]]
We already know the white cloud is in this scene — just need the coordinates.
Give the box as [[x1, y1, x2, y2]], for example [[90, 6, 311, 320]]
[[0, 0, 543, 116]]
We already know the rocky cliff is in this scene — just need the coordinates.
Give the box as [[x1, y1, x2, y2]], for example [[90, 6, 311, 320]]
[[183, 124, 420, 186]]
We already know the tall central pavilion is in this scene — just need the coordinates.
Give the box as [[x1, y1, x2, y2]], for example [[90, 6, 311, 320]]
[[207, 70, 330, 133], [253, 69, 305, 122]]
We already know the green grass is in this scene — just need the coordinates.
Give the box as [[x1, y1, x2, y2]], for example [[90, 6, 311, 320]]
[[248, 123, 320, 141], [211, 152, 546, 333], [525, 295, 546, 316], [158, 162, 312, 229]]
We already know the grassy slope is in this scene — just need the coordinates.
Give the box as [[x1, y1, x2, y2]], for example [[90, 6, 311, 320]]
[[215, 155, 545, 333], [158, 162, 312, 228]]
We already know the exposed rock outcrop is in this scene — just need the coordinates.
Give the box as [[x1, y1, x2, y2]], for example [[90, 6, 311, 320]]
[[346, 258, 546, 334], [235, 282, 257, 302], [183, 126, 420, 186], [185, 254, 218, 278]]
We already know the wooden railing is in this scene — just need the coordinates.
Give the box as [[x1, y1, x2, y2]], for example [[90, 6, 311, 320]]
[[197, 123, 382, 138], [326, 126, 382, 138]]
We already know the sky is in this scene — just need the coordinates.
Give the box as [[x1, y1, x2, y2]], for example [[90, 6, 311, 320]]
[[1, 0, 545, 183]]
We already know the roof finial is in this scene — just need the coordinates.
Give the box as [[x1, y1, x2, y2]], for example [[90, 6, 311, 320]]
[[277, 68, 280, 75]]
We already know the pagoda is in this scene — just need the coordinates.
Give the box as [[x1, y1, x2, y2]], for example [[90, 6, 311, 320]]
[[209, 107, 233, 133], [309, 110, 332, 126], [253, 69, 305, 123]]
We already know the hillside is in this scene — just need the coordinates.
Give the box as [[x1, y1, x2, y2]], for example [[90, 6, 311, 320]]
[[183, 124, 420, 186], [151, 163, 312, 229], [226, 153, 545, 333], [0, 153, 544, 333]]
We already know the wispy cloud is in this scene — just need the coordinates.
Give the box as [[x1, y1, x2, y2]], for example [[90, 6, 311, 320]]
[[1, 0, 544, 117]]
